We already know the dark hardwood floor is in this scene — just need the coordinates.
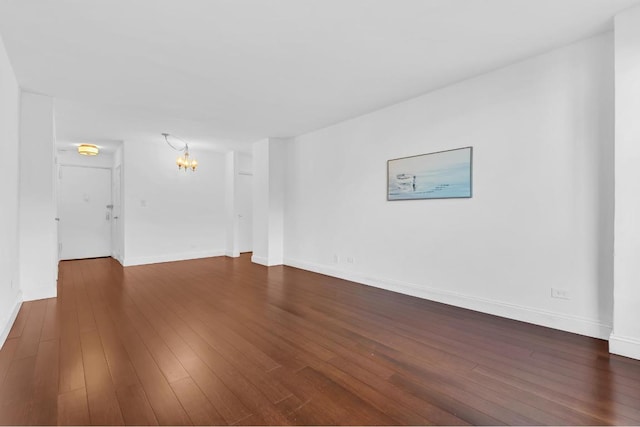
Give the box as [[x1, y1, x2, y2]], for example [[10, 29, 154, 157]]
[[1, 254, 639, 425]]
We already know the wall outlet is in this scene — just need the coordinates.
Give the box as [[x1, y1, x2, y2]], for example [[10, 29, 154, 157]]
[[346, 256, 355, 264], [551, 288, 570, 300]]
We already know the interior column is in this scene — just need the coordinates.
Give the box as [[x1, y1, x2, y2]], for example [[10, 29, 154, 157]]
[[611, 5, 640, 360], [251, 138, 287, 266]]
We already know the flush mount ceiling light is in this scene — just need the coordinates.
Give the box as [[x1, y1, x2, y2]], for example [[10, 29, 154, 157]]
[[78, 144, 99, 156], [163, 133, 198, 172]]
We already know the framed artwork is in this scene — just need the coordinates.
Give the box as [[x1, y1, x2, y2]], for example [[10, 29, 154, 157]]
[[387, 147, 473, 200]]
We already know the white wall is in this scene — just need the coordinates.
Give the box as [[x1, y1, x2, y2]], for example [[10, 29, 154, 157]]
[[284, 33, 615, 339], [611, 5, 640, 360], [113, 145, 123, 169], [0, 34, 22, 348], [112, 145, 124, 262], [57, 148, 114, 168], [19, 92, 58, 301], [237, 152, 252, 174], [225, 151, 240, 257], [122, 139, 227, 266]]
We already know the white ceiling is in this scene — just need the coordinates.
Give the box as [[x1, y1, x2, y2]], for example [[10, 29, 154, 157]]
[[0, 0, 638, 152]]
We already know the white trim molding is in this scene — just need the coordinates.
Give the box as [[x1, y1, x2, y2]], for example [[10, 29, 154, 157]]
[[111, 252, 124, 266], [609, 334, 640, 360], [251, 255, 269, 266], [251, 255, 283, 266], [0, 294, 22, 349], [22, 287, 56, 302], [284, 257, 612, 340], [123, 250, 225, 267]]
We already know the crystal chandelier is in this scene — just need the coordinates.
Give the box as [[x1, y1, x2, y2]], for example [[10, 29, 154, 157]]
[[163, 133, 198, 172]]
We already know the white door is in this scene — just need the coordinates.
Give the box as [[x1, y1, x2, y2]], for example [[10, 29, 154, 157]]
[[58, 166, 112, 260], [237, 172, 253, 253]]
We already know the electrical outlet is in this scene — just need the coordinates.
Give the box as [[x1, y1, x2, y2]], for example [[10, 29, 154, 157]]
[[346, 256, 355, 264], [551, 288, 570, 300]]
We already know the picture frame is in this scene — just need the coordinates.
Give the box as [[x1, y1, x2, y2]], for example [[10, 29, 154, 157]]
[[387, 147, 473, 201]]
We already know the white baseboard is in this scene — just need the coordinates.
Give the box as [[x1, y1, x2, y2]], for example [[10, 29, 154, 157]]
[[284, 257, 612, 340], [251, 255, 283, 266], [0, 294, 22, 350], [225, 250, 240, 258], [111, 252, 124, 265], [123, 250, 225, 267], [251, 255, 269, 266], [609, 334, 640, 360], [22, 287, 57, 302]]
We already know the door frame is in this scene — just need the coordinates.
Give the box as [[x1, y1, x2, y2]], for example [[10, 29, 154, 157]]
[[111, 164, 123, 263]]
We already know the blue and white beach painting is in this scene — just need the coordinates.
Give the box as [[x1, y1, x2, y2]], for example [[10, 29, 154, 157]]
[[387, 147, 472, 200]]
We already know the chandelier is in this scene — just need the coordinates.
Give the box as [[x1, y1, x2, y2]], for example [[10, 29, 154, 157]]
[[163, 133, 198, 172]]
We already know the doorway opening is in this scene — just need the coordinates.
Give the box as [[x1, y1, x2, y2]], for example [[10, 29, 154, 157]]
[[237, 171, 253, 254]]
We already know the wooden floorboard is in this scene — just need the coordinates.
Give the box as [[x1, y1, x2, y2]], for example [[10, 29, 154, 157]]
[[1, 253, 639, 425]]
